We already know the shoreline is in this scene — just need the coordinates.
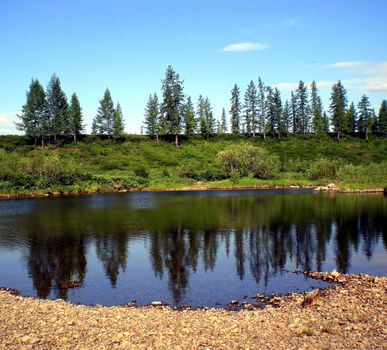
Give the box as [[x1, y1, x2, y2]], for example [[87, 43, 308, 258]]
[[0, 184, 384, 200], [1, 272, 385, 349]]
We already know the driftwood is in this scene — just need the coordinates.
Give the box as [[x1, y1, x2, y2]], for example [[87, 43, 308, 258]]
[[59, 280, 81, 290], [302, 288, 321, 308]]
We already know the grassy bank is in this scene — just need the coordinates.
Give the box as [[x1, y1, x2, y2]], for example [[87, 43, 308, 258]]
[[0, 134, 385, 196]]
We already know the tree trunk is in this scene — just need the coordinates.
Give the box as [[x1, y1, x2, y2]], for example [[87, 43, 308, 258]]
[[74, 133, 77, 143], [156, 134, 159, 142], [54, 134, 57, 143], [175, 133, 179, 148], [263, 132, 266, 141], [41, 137, 44, 147]]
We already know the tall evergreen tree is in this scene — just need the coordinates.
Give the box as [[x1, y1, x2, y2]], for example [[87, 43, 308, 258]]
[[345, 102, 357, 134], [92, 88, 115, 138], [68, 93, 84, 142], [160, 65, 184, 147], [183, 96, 196, 136], [290, 91, 297, 134], [257, 77, 266, 139], [329, 81, 347, 139], [357, 95, 372, 140], [198, 96, 215, 139], [310, 81, 324, 134], [322, 112, 330, 133], [144, 93, 160, 140], [294, 81, 309, 134], [220, 108, 227, 133], [46, 74, 69, 142], [229, 84, 241, 134], [243, 80, 258, 136], [265, 87, 282, 135], [112, 102, 125, 141], [16, 78, 48, 146], [377, 100, 387, 136], [279, 100, 291, 136]]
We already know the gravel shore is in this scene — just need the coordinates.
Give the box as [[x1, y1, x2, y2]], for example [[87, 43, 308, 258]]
[[1, 272, 386, 349]]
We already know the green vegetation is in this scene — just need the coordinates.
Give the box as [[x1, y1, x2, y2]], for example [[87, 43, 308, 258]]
[[0, 134, 385, 195]]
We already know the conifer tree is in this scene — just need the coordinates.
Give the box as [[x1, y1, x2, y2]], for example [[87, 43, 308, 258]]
[[345, 102, 357, 134], [229, 84, 241, 134], [113, 102, 125, 141], [295, 81, 309, 134], [220, 108, 227, 133], [265, 87, 282, 135], [16, 79, 48, 146], [92, 88, 115, 138], [329, 81, 347, 140], [243, 80, 258, 136], [357, 95, 372, 140], [322, 112, 330, 133], [68, 93, 84, 142], [160, 65, 184, 147], [183, 96, 196, 136], [46, 74, 69, 142], [279, 100, 291, 136], [377, 100, 387, 136], [144, 93, 160, 140], [310, 81, 324, 134], [198, 96, 215, 139], [257, 77, 266, 139], [290, 91, 297, 134]]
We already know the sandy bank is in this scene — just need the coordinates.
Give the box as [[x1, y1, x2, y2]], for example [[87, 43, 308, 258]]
[[0, 272, 385, 349]]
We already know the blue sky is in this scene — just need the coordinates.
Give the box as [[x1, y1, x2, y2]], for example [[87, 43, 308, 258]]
[[1, 0, 386, 134]]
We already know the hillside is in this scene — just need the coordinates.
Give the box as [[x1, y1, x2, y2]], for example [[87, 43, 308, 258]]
[[0, 134, 385, 196]]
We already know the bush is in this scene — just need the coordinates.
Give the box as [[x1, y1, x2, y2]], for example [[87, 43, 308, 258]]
[[307, 158, 341, 180], [217, 143, 266, 177], [134, 167, 149, 179], [252, 155, 280, 179]]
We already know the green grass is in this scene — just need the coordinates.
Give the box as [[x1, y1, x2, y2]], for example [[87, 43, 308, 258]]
[[0, 134, 385, 195]]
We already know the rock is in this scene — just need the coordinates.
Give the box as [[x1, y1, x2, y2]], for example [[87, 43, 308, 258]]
[[229, 300, 238, 305], [331, 269, 340, 278], [302, 289, 321, 308], [151, 301, 162, 306], [327, 183, 338, 189]]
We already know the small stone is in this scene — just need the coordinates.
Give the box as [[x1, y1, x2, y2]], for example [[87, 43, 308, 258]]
[[151, 301, 162, 306], [331, 269, 340, 278]]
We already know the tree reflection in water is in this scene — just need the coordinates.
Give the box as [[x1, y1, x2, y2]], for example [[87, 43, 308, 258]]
[[0, 191, 383, 303]]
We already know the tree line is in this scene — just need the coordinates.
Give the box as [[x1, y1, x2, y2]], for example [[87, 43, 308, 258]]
[[17, 69, 386, 146], [144, 66, 387, 144], [17, 74, 125, 145]]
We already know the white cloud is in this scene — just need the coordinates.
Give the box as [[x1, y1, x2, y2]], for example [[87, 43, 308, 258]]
[[273, 82, 298, 91], [222, 42, 269, 52], [327, 60, 387, 93], [326, 61, 368, 69], [0, 112, 20, 135]]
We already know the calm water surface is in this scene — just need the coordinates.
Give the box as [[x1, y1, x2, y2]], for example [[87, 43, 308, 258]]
[[0, 189, 385, 306]]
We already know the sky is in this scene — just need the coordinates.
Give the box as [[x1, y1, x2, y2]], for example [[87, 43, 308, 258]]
[[1, 0, 387, 134]]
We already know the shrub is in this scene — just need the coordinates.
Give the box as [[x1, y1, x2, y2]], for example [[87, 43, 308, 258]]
[[217, 143, 266, 177], [252, 155, 280, 179], [307, 158, 340, 180], [134, 167, 149, 179]]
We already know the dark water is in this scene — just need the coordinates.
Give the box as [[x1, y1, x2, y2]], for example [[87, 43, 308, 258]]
[[0, 189, 385, 307]]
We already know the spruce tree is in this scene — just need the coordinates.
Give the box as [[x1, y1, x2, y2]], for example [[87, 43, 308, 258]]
[[357, 95, 372, 140], [198, 96, 214, 139], [290, 91, 297, 134], [144, 93, 160, 140], [92, 88, 115, 138], [68, 93, 84, 142], [322, 112, 330, 133], [243, 80, 258, 136], [16, 78, 48, 146], [160, 65, 184, 147], [329, 81, 347, 140], [345, 102, 357, 134], [46, 74, 69, 142], [257, 77, 266, 139], [183, 96, 196, 136], [220, 108, 227, 133], [113, 102, 125, 141], [295, 81, 309, 134], [377, 100, 387, 136], [310, 81, 324, 134], [229, 84, 241, 134], [279, 100, 291, 136], [265, 87, 282, 136]]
